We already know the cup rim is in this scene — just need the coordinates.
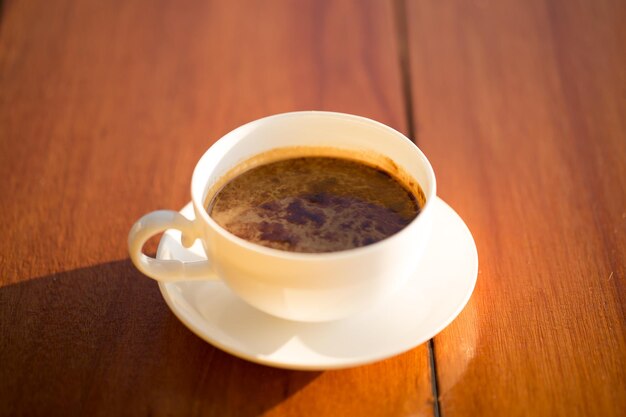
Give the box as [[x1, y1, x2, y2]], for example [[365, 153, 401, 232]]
[[191, 111, 437, 260]]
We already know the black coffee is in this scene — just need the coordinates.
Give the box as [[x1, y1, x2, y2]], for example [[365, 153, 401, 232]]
[[207, 156, 423, 253]]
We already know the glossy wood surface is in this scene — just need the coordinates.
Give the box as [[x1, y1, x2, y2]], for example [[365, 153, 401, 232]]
[[0, 1, 435, 416], [1, 0, 624, 416], [406, 0, 626, 415]]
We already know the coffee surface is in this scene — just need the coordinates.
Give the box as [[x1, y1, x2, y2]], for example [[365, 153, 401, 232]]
[[207, 157, 421, 253]]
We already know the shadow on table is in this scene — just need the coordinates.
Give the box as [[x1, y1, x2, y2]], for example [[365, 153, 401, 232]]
[[0, 260, 321, 416]]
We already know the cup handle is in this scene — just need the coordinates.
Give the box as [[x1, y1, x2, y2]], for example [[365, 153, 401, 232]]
[[128, 210, 217, 282]]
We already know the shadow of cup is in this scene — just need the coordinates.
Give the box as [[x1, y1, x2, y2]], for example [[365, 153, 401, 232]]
[[0, 260, 320, 416]]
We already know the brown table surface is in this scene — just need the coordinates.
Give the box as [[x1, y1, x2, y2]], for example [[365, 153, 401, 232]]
[[1, 0, 624, 416]]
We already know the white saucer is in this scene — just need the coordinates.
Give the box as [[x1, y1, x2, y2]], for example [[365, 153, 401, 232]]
[[156, 197, 478, 370]]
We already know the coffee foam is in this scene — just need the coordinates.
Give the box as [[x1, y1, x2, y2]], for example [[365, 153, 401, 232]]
[[204, 146, 426, 207]]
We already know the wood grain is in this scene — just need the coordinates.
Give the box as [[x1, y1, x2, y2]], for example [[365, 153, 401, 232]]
[[0, 0, 435, 416], [405, 0, 626, 415]]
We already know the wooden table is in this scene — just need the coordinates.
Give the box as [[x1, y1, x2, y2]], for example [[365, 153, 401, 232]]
[[1, 1, 624, 415]]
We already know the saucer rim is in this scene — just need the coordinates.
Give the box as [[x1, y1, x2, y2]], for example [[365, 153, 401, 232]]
[[157, 197, 478, 370]]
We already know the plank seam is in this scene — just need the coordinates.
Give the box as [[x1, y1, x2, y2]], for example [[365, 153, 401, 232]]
[[428, 339, 442, 417], [392, 0, 417, 144], [393, 0, 442, 415]]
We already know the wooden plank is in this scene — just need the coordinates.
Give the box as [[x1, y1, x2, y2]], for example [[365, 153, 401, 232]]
[[0, 0, 435, 415], [405, 0, 626, 415]]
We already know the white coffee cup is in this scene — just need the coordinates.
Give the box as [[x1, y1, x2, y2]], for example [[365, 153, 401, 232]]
[[128, 111, 436, 322]]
